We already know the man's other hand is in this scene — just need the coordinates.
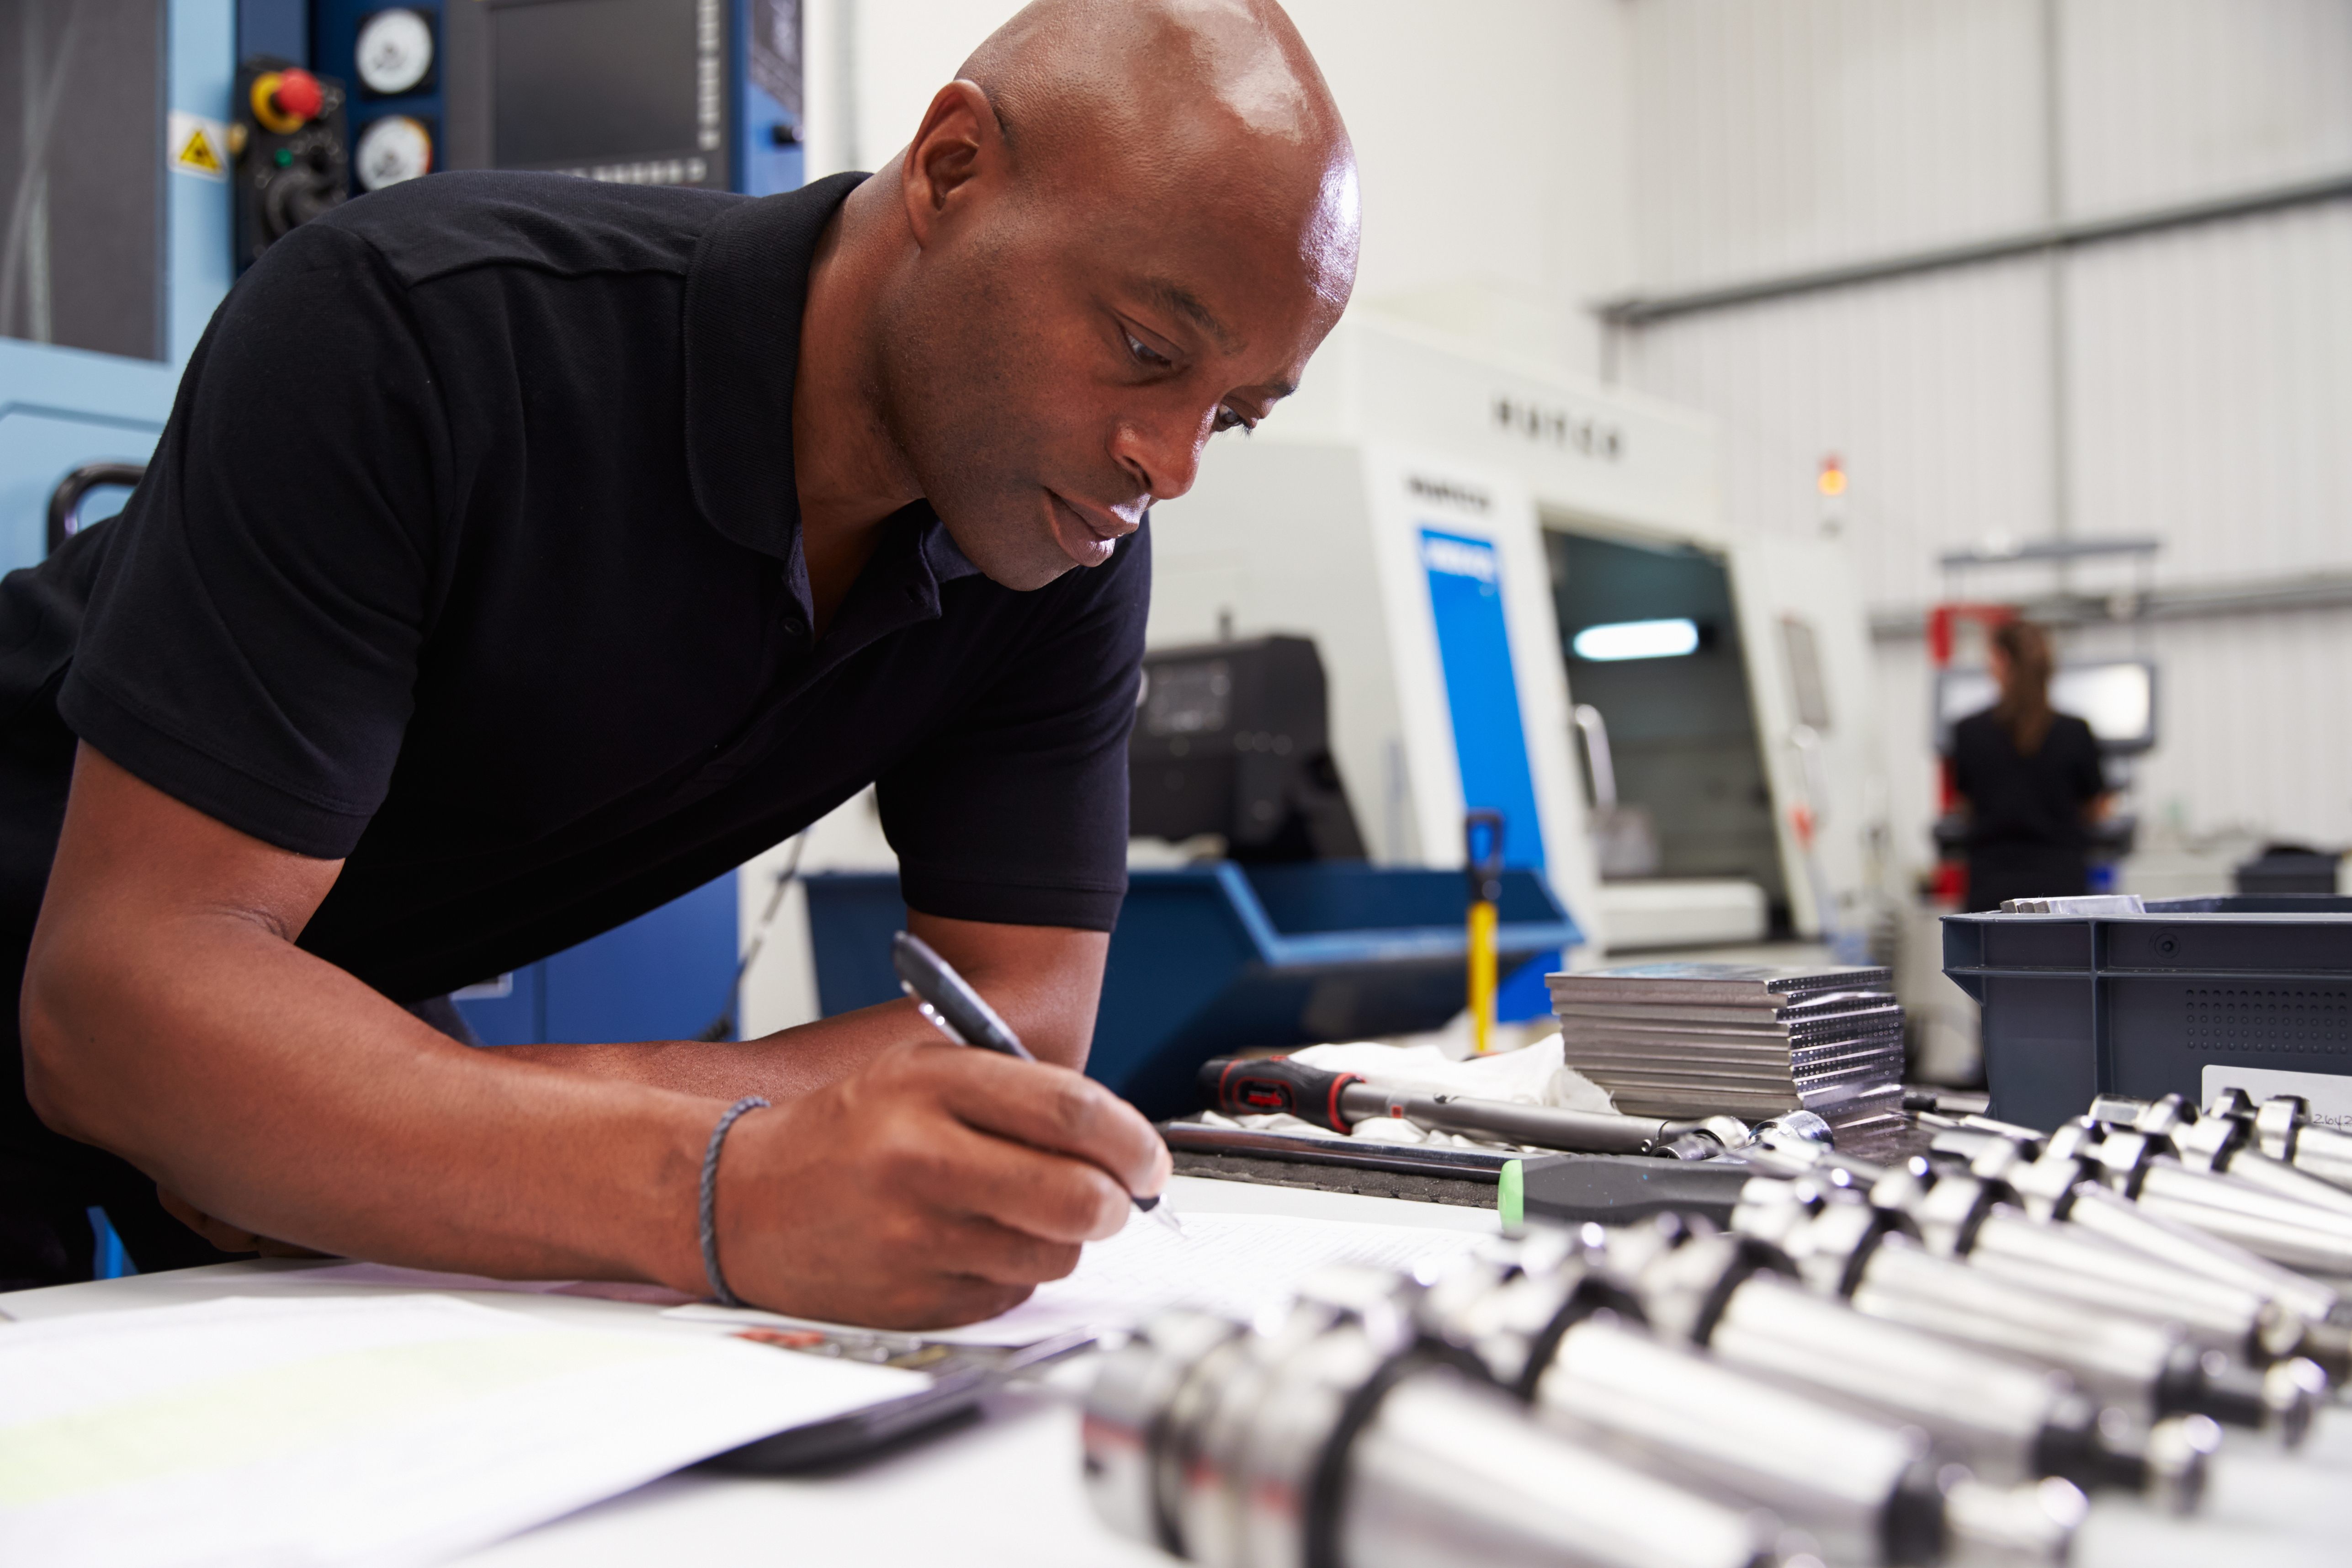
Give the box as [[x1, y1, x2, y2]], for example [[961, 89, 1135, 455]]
[[713, 1041, 1171, 1329], [155, 1186, 334, 1258]]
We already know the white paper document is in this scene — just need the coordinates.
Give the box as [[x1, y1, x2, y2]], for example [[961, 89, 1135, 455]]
[[0, 1293, 922, 1568], [290, 1260, 698, 1305], [669, 1210, 1493, 1345]]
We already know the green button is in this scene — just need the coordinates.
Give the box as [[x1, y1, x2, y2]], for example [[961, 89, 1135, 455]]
[[274, 148, 292, 166], [1498, 1156, 1524, 1233]]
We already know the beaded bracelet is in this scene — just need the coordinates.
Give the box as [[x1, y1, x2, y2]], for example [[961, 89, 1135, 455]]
[[698, 1095, 770, 1307]]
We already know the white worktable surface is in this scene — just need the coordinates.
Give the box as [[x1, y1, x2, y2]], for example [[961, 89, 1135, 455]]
[[5, 1173, 2349, 1566]]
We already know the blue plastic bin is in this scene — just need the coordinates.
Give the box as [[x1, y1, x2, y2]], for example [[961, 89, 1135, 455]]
[[805, 862, 1583, 1119]]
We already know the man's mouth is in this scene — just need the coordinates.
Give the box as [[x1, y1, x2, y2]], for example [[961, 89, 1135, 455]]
[[1046, 490, 1135, 569]]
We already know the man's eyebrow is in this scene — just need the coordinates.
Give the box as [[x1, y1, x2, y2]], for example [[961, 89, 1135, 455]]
[[1141, 277, 1243, 356]]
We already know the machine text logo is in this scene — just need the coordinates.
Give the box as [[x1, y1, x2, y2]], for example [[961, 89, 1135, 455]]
[[1493, 395, 1623, 460]]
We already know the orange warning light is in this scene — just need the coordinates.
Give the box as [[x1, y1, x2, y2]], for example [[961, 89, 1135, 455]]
[[1817, 456, 1848, 499]]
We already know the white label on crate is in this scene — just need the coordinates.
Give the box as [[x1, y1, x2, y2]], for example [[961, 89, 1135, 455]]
[[2201, 1065, 2352, 1135]]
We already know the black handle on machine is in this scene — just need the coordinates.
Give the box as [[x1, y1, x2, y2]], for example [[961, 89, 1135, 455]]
[[46, 462, 145, 555], [1199, 1055, 1364, 1135], [1464, 808, 1504, 906]]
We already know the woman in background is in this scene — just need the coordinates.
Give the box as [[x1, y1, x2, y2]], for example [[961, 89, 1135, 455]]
[[1951, 621, 2111, 912]]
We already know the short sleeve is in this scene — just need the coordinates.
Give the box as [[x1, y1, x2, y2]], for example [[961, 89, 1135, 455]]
[[876, 526, 1149, 931], [58, 222, 450, 858]]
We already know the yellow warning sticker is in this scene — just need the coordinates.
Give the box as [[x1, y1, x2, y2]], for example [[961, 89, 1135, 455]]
[[175, 126, 221, 174], [167, 110, 230, 181]]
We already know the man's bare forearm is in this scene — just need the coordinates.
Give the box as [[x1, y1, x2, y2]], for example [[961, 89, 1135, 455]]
[[26, 907, 720, 1285], [494, 999, 935, 1101], [22, 749, 720, 1286]]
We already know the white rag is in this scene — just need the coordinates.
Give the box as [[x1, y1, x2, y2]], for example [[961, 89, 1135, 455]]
[[1198, 1033, 1616, 1151]]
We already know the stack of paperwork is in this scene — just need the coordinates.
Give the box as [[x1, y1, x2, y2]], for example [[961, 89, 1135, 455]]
[[0, 1293, 921, 1566], [1, 1205, 1498, 1564]]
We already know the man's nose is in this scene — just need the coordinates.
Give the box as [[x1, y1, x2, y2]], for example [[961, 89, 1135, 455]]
[[1110, 406, 1212, 507]]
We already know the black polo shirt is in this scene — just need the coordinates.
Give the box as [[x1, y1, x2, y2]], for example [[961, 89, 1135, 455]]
[[0, 169, 1145, 1010]]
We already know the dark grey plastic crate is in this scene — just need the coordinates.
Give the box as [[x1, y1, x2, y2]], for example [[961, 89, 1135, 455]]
[[1943, 897, 2352, 1131]]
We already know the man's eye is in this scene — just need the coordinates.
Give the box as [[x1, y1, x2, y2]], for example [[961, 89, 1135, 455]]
[[1124, 330, 1173, 368], [1212, 406, 1257, 435]]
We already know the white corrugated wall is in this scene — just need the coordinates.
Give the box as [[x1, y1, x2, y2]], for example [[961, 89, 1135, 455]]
[[1630, 0, 2049, 290], [1614, 0, 2352, 858]]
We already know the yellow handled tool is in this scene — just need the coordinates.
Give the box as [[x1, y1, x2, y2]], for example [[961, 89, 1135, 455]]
[[1465, 810, 1505, 1054]]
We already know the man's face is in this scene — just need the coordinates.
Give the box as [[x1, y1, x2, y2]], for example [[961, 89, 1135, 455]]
[[874, 134, 1357, 590]]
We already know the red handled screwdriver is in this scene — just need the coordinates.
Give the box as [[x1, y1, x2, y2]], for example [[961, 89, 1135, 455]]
[[1197, 1055, 1749, 1159]]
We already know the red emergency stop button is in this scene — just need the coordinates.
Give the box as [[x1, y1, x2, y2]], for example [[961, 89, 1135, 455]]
[[251, 69, 325, 134], [275, 69, 324, 120]]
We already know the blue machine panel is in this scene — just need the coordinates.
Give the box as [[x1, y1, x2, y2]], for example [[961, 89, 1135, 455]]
[[1420, 527, 1556, 1019], [0, 0, 235, 574], [456, 871, 739, 1045]]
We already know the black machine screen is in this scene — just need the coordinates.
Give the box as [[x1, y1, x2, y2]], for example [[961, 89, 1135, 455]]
[[491, 0, 702, 170]]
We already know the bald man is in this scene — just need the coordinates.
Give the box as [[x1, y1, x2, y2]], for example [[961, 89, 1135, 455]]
[[0, 0, 1357, 1324]]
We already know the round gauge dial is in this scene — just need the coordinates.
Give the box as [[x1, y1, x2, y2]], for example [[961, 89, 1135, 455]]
[[355, 8, 435, 97], [355, 115, 434, 191]]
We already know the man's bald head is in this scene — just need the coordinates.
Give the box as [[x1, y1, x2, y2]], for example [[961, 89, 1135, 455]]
[[844, 0, 1358, 590], [959, 0, 1357, 312], [962, 0, 1343, 143]]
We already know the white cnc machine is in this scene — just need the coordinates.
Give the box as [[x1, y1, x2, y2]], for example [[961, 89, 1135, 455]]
[[1144, 313, 1887, 965]]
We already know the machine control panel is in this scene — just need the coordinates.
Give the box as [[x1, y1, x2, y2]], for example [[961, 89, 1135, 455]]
[[233, 58, 351, 265]]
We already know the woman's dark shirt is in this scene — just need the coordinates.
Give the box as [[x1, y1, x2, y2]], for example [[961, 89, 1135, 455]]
[[1951, 709, 2105, 854]]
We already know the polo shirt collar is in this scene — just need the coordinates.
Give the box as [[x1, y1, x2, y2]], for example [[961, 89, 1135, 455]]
[[924, 520, 983, 585], [681, 172, 859, 569], [682, 173, 981, 596]]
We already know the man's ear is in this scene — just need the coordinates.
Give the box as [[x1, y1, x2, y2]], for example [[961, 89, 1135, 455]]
[[901, 80, 1001, 250]]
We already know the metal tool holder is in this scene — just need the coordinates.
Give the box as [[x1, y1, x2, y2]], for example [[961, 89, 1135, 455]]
[[1084, 1081, 2352, 1568], [1083, 1277, 1792, 1568], [1730, 1173, 2320, 1445], [1413, 1237, 2083, 1566]]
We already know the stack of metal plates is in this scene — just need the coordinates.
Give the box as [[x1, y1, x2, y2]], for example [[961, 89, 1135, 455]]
[[1548, 962, 1905, 1150]]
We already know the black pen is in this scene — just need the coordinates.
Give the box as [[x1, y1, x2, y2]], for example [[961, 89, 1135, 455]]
[[891, 930, 1184, 1236]]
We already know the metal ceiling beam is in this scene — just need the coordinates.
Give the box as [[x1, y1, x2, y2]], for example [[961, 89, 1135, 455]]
[[1869, 569, 2352, 643], [1938, 536, 2160, 569], [1596, 169, 2352, 327]]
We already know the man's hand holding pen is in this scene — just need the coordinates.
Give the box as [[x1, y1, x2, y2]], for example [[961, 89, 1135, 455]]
[[709, 1042, 1171, 1329]]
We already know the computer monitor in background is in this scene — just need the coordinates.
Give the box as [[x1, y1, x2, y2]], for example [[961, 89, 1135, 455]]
[[444, 0, 733, 190], [1933, 659, 2158, 755], [1130, 637, 1367, 863]]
